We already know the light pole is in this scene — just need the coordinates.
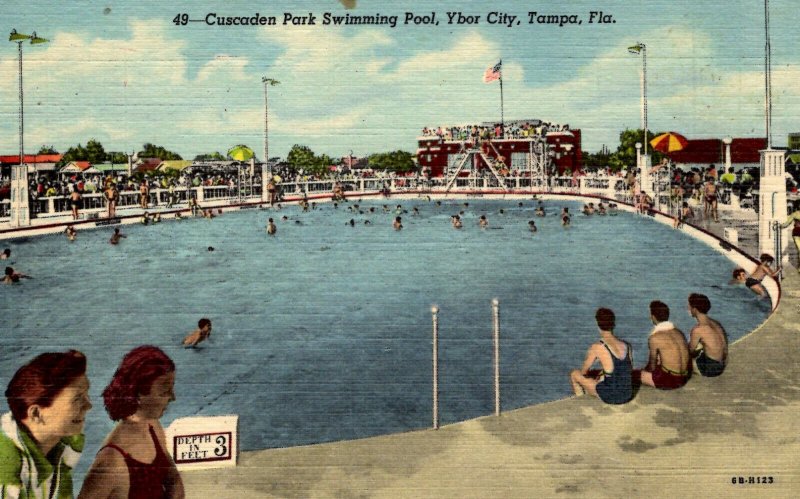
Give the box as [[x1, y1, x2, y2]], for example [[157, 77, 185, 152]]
[[8, 29, 48, 228], [262, 76, 279, 202], [757, 0, 788, 263], [629, 42, 652, 195]]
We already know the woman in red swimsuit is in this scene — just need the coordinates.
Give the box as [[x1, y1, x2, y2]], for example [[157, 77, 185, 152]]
[[80, 346, 184, 499]]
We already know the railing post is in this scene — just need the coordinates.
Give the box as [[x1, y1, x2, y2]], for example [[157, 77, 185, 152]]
[[492, 298, 501, 416], [431, 305, 439, 430], [47, 197, 55, 214]]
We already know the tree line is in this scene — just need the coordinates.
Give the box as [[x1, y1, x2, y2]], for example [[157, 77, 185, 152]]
[[581, 129, 666, 171]]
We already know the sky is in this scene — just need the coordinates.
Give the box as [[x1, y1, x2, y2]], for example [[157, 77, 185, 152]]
[[0, 0, 797, 160]]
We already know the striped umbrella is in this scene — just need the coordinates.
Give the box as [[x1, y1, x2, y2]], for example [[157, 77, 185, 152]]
[[649, 132, 689, 153]]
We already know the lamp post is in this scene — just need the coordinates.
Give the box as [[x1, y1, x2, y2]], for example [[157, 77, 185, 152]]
[[757, 0, 788, 263], [628, 42, 652, 196], [8, 29, 47, 227], [262, 77, 279, 202]]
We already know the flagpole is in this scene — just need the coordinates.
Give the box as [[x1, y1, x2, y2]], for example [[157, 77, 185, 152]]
[[499, 60, 505, 138]]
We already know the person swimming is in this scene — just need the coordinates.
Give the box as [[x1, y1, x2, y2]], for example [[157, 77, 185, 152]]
[[528, 220, 537, 233], [393, 216, 403, 230], [266, 218, 277, 235], [479, 215, 489, 228], [65, 225, 77, 241], [109, 228, 126, 245], [561, 207, 571, 226]]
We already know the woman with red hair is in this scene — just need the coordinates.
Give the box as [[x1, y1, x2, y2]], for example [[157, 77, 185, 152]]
[[0, 350, 92, 498], [79, 346, 184, 499]]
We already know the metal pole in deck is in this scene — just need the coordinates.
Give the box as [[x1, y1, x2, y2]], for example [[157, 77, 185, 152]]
[[492, 298, 501, 416], [431, 305, 440, 430]]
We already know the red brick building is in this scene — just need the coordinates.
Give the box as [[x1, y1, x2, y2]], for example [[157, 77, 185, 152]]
[[416, 122, 582, 177]]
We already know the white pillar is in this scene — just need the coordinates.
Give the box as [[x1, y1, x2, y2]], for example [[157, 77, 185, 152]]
[[261, 161, 270, 203], [9, 163, 30, 227], [758, 148, 788, 262], [723, 137, 732, 169], [637, 142, 653, 196]]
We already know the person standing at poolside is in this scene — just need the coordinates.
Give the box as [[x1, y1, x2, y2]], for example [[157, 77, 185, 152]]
[[687, 293, 728, 377], [745, 253, 781, 297], [1, 350, 92, 499], [570, 308, 634, 404], [69, 189, 82, 220], [636, 301, 690, 390], [703, 177, 719, 222], [139, 182, 149, 209], [104, 184, 119, 218], [781, 207, 800, 270], [79, 346, 184, 499]]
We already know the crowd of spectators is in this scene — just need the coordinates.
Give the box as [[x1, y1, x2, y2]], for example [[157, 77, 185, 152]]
[[421, 122, 570, 141]]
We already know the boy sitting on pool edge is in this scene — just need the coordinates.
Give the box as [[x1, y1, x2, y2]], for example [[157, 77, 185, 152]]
[[183, 318, 213, 347]]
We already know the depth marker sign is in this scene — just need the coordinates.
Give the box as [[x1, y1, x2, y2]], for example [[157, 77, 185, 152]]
[[166, 415, 239, 470]]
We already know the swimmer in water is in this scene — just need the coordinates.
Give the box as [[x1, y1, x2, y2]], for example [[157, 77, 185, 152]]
[[364, 220, 372, 225], [207, 246, 215, 252], [182, 318, 212, 347], [393, 216, 403, 230], [0, 249, 9, 260], [451, 215, 463, 229], [281, 215, 289, 221], [528, 220, 537, 233], [348, 219, 355, 227], [140, 212, 150, 225], [499, 209, 505, 215], [65, 225, 77, 241], [561, 207, 571, 226], [175, 212, 183, 220], [412, 207, 420, 216], [109, 228, 126, 245], [3, 266, 30, 284], [730, 268, 747, 286], [267, 218, 277, 235], [479, 215, 489, 228]]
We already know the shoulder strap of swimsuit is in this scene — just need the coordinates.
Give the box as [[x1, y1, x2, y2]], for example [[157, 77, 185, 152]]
[[599, 340, 626, 360], [99, 443, 131, 460]]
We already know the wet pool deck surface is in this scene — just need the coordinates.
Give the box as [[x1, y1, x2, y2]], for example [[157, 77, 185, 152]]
[[176, 204, 800, 498]]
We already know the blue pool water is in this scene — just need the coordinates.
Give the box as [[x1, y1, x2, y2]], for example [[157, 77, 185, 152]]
[[0, 198, 769, 484]]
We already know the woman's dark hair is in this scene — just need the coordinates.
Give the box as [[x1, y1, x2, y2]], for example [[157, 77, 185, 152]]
[[102, 345, 175, 421], [595, 308, 616, 332], [5, 350, 87, 423]]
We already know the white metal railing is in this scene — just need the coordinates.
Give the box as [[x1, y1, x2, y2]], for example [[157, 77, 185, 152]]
[[1, 175, 754, 224]]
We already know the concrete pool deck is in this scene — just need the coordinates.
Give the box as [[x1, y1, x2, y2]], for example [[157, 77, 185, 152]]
[[180, 209, 800, 498]]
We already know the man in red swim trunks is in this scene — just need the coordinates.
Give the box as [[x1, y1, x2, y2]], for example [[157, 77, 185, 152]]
[[636, 300, 690, 390]]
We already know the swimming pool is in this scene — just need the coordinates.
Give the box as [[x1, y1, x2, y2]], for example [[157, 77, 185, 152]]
[[0, 198, 769, 484]]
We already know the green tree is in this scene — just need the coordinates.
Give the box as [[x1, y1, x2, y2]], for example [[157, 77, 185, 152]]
[[368, 150, 416, 173], [287, 145, 318, 172], [37, 145, 58, 155], [194, 152, 226, 161], [58, 143, 88, 166], [85, 139, 107, 164], [107, 152, 129, 165], [614, 129, 665, 169], [137, 143, 182, 160]]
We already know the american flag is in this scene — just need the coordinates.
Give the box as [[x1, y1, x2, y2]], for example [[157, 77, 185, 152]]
[[483, 60, 502, 83]]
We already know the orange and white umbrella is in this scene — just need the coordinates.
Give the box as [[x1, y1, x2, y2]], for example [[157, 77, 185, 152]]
[[649, 132, 689, 153]]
